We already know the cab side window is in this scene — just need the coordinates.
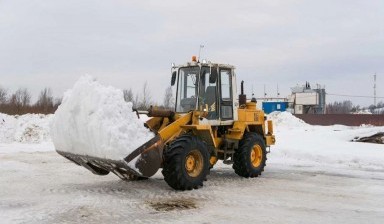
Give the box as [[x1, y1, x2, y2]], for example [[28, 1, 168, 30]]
[[220, 69, 233, 119]]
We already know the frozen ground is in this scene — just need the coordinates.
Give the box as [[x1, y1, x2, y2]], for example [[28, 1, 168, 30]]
[[1, 112, 384, 223]]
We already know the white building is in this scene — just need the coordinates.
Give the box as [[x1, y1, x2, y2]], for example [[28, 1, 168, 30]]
[[288, 82, 326, 114]]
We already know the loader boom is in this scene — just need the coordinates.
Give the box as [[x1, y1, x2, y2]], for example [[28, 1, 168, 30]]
[[56, 57, 276, 190]]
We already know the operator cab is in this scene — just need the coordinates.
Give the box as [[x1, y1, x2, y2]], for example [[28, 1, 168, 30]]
[[171, 57, 238, 124]]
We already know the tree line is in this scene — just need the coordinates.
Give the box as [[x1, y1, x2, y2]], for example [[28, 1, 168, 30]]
[[123, 82, 174, 110], [0, 87, 61, 115], [326, 100, 384, 114], [2, 84, 382, 115], [0, 83, 174, 115]]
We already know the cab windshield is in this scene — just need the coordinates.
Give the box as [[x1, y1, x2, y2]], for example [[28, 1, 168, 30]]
[[175, 66, 200, 112]]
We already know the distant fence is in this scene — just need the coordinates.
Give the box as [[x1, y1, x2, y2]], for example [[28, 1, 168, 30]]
[[293, 114, 384, 126]]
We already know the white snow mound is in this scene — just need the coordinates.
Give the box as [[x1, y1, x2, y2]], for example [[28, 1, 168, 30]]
[[268, 111, 309, 128], [0, 113, 52, 143], [0, 113, 17, 143], [50, 75, 154, 160], [14, 114, 53, 143]]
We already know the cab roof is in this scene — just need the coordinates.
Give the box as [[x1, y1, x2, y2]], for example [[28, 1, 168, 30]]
[[174, 61, 236, 70]]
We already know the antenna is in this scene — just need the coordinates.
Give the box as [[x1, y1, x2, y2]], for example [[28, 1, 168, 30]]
[[198, 45, 204, 61], [374, 73, 377, 106], [264, 84, 267, 98], [252, 85, 254, 97], [277, 84, 280, 97]]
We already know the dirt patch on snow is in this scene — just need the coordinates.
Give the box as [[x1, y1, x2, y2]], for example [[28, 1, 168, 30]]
[[148, 198, 197, 211], [352, 132, 384, 144]]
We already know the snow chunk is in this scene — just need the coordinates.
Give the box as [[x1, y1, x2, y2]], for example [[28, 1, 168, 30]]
[[50, 75, 154, 160]]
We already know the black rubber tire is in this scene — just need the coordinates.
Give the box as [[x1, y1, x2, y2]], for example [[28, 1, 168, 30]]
[[233, 132, 267, 178], [162, 134, 210, 190]]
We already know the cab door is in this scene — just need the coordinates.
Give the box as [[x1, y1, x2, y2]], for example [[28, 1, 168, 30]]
[[198, 66, 218, 120], [219, 68, 233, 120]]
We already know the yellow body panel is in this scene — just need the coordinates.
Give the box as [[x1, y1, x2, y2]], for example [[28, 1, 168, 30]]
[[267, 120, 274, 135], [226, 122, 247, 140], [180, 124, 220, 148], [145, 101, 275, 159], [156, 112, 193, 144], [265, 135, 276, 146], [224, 102, 275, 146]]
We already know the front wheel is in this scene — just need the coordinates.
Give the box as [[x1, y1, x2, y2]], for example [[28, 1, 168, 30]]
[[233, 133, 267, 178], [162, 134, 210, 190]]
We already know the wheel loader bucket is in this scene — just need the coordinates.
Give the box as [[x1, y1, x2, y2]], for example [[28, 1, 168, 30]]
[[56, 134, 164, 179]]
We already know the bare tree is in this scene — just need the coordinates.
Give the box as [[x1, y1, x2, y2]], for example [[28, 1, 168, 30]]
[[0, 87, 7, 104], [163, 86, 173, 109], [35, 88, 54, 113], [10, 88, 31, 107], [350, 105, 361, 113], [6, 88, 31, 114], [369, 101, 384, 114], [21, 89, 31, 107], [134, 94, 139, 109], [123, 88, 134, 103], [54, 97, 62, 108], [138, 82, 152, 110], [0, 87, 61, 115], [326, 100, 353, 114], [378, 101, 384, 114]]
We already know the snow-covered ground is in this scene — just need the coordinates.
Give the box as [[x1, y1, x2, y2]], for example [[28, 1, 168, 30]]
[[1, 112, 384, 223], [0, 113, 53, 144]]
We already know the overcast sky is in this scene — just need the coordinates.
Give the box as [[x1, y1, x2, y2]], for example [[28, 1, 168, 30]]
[[0, 0, 383, 107]]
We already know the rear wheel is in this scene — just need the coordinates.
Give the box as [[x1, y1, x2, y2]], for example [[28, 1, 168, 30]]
[[162, 134, 210, 190], [233, 132, 267, 178]]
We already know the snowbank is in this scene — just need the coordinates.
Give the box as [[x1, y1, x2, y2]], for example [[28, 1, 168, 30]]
[[268, 111, 309, 128], [50, 75, 154, 160], [0, 113, 52, 143], [268, 112, 384, 170], [0, 113, 16, 143]]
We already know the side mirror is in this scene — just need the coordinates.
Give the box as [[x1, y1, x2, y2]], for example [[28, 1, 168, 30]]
[[171, 71, 177, 86], [209, 67, 217, 83]]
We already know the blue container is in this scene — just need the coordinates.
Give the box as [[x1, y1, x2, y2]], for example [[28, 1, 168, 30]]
[[262, 102, 288, 114]]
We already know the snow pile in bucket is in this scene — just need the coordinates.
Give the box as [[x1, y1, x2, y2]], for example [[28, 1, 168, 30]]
[[50, 75, 154, 160], [0, 113, 53, 143]]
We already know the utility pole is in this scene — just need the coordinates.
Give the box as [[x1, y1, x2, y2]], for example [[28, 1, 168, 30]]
[[374, 73, 377, 106]]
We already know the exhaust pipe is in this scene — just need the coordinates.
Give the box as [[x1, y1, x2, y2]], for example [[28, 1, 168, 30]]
[[239, 80, 247, 106]]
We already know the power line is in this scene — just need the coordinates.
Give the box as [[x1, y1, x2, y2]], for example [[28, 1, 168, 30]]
[[327, 93, 384, 99]]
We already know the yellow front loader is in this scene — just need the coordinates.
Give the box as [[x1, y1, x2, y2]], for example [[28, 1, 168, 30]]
[[57, 57, 275, 190]]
